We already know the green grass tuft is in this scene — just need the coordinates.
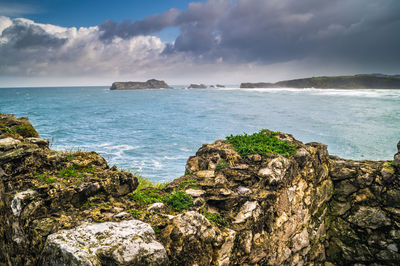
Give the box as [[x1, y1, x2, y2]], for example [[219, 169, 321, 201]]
[[226, 129, 297, 157], [128, 208, 141, 219], [134, 175, 167, 192], [2, 126, 16, 134], [132, 189, 163, 205], [216, 161, 228, 170], [162, 190, 193, 211], [179, 179, 201, 189], [34, 171, 56, 184], [202, 208, 226, 226]]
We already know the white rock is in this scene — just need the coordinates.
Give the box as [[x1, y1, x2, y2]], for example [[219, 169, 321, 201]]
[[217, 229, 236, 266], [113, 211, 129, 218], [196, 170, 215, 178], [185, 188, 205, 197], [237, 186, 252, 196], [258, 157, 291, 184], [233, 201, 260, 224], [40, 219, 168, 265], [147, 202, 165, 211], [0, 137, 21, 150], [292, 227, 310, 252], [11, 189, 37, 217]]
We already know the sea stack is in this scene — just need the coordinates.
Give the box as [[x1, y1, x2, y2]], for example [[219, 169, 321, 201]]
[[188, 84, 207, 89], [110, 79, 170, 90]]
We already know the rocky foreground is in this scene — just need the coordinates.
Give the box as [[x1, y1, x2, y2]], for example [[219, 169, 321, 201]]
[[1, 113, 400, 265]]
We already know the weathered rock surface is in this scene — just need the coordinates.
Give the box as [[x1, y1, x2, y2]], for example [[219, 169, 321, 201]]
[[0, 114, 139, 265], [1, 113, 400, 265], [40, 220, 168, 265], [110, 79, 170, 90]]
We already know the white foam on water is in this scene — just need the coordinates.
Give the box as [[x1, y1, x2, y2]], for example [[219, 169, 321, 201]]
[[238, 87, 400, 98]]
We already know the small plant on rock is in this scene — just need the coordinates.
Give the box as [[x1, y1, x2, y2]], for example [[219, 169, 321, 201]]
[[216, 161, 228, 170], [202, 208, 226, 226], [128, 208, 141, 219], [226, 129, 297, 157], [179, 179, 201, 189], [162, 190, 193, 211], [132, 189, 163, 205]]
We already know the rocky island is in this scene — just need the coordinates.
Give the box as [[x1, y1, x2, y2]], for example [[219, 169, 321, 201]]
[[1, 113, 400, 265], [188, 84, 207, 89], [241, 74, 400, 89], [110, 79, 170, 90]]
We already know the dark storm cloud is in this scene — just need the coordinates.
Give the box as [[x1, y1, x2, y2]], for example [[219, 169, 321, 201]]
[[2, 20, 67, 48], [99, 0, 400, 66], [99, 8, 181, 40], [99, 0, 230, 51]]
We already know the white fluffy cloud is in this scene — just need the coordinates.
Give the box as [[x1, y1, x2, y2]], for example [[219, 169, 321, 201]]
[[0, 16, 168, 82]]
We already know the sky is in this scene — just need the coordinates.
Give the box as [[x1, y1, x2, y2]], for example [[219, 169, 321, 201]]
[[0, 0, 399, 87]]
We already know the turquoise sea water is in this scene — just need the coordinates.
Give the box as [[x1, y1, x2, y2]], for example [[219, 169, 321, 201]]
[[1, 86, 399, 182]]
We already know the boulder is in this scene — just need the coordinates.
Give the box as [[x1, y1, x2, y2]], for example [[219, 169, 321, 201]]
[[40, 220, 168, 265]]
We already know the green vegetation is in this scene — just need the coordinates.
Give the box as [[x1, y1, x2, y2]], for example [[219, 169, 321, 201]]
[[128, 208, 141, 219], [34, 171, 56, 184], [202, 208, 226, 226], [184, 170, 196, 175], [2, 126, 16, 134], [58, 164, 94, 179], [134, 175, 167, 192], [132, 188, 193, 212], [179, 179, 200, 189], [388, 161, 394, 168], [162, 190, 193, 211], [153, 226, 161, 235], [59, 167, 80, 178], [216, 161, 228, 170], [226, 129, 297, 157], [132, 189, 163, 205], [131, 174, 193, 212], [15, 123, 38, 137]]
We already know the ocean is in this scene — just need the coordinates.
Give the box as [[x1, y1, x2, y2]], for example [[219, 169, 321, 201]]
[[1, 86, 399, 182]]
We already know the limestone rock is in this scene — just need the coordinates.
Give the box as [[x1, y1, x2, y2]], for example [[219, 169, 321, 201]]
[[347, 206, 391, 229], [40, 220, 168, 265], [233, 201, 260, 224], [258, 157, 292, 186], [161, 211, 221, 265], [292, 227, 309, 252]]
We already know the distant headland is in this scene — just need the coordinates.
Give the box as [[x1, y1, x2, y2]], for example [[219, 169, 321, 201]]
[[110, 79, 170, 90], [240, 74, 400, 89]]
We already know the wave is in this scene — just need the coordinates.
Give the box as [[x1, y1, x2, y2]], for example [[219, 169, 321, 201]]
[[238, 87, 400, 98]]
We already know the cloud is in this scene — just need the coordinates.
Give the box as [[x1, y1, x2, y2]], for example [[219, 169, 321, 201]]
[[99, 8, 181, 40], [99, 0, 400, 67], [0, 17, 167, 79], [1, 0, 400, 86]]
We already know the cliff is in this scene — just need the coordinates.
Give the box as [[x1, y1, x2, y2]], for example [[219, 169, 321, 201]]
[[1, 114, 400, 265], [110, 79, 170, 90], [240, 75, 400, 89]]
